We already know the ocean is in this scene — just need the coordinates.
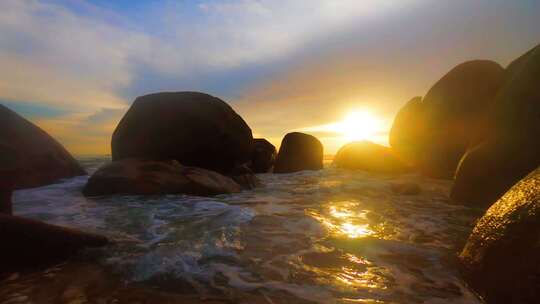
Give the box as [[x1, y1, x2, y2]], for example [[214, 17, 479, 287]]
[[2, 156, 483, 303]]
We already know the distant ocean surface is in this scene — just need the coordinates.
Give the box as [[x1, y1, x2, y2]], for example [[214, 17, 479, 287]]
[[2, 155, 483, 303]]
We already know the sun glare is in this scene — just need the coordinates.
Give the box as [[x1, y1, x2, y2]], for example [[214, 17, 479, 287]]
[[302, 109, 383, 146], [315, 110, 381, 142], [338, 111, 381, 141]]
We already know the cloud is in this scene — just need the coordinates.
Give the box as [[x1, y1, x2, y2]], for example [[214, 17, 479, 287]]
[[0, 0, 143, 110], [1, 0, 539, 155], [85, 107, 125, 124], [0, 0, 424, 107]]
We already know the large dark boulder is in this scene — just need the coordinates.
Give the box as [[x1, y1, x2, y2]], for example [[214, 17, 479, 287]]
[[0, 105, 85, 189], [0, 214, 108, 272], [83, 158, 241, 196], [389, 96, 425, 167], [451, 44, 540, 207], [333, 141, 409, 174], [390, 61, 505, 178], [459, 167, 540, 303], [274, 132, 323, 173], [111, 92, 253, 174], [250, 138, 276, 173]]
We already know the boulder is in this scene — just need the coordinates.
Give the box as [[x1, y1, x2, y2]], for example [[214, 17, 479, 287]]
[[0, 104, 85, 189], [0, 214, 108, 272], [390, 61, 505, 178], [333, 141, 409, 173], [250, 138, 276, 173], [451, 44, 540, 207], [273, 132, 323, 173], [459, 167, 540, 303], [111, 92, 253, 175], [83, 159, 241, 197], [389, 97, 425, 167]]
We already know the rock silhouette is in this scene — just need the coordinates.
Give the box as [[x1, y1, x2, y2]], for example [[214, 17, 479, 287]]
[[112, 92, 253, 175], [0, 143, 17, 215], [274, 132, 323, 173], [83, 158, 242, 196], [334, 141, 409, 173], [390, 60, 505, 178], [0, 104, 85, 189], [452, 44, 540, 207], [0, 214, 108, 272], [250, 138, 276, 173], [389, 96, 425, 167], [460, 167, 540, 303]]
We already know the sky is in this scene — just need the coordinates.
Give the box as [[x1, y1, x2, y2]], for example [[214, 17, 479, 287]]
[[1, 0, 539, 155]]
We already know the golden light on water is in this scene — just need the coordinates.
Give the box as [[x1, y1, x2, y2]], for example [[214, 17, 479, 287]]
[[340, 223, 372, 239], [301, 202, 391, 294], [309, 203, 373, 239]]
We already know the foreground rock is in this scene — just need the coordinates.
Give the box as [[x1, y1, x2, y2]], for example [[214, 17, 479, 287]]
[[83, 159, 241, 196], [390, 61, 505, 178], [111, 92, 253, 175], [250, 138, 276, 173], [334, 141, 409, 173], [273, 132, 323, 173], [0, 214, 108, 272], [0, 104, 85, 189], [0, 144, 18, 215], [459, 167, 540, 303], [451, 44, 540, 207]]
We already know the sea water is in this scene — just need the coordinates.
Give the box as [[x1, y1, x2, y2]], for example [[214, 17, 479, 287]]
[[1, 156, 483, 303]]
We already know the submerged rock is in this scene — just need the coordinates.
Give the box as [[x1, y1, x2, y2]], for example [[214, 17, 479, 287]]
[[229, 164, 260, 189], [390, 61, 505, 178], [0, 104, 85, 189], [334, 141, 409, 173], [459, 167, 540, 303], [250, 138, 276, 173], [0, 214, 108, 272], [83, 158, 241, 196], [111, 92, 253, 175], [273, 132, 323, 173], [451, 44, 540, 208]]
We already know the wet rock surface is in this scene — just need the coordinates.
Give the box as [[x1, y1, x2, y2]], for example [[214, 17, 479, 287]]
[[459, 167, 540, 304], [0, 214, 108, 273]]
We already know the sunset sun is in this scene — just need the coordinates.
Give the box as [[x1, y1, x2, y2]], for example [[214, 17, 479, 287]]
[[337, 111, 382, 142], [301, 109, 383, 144]]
